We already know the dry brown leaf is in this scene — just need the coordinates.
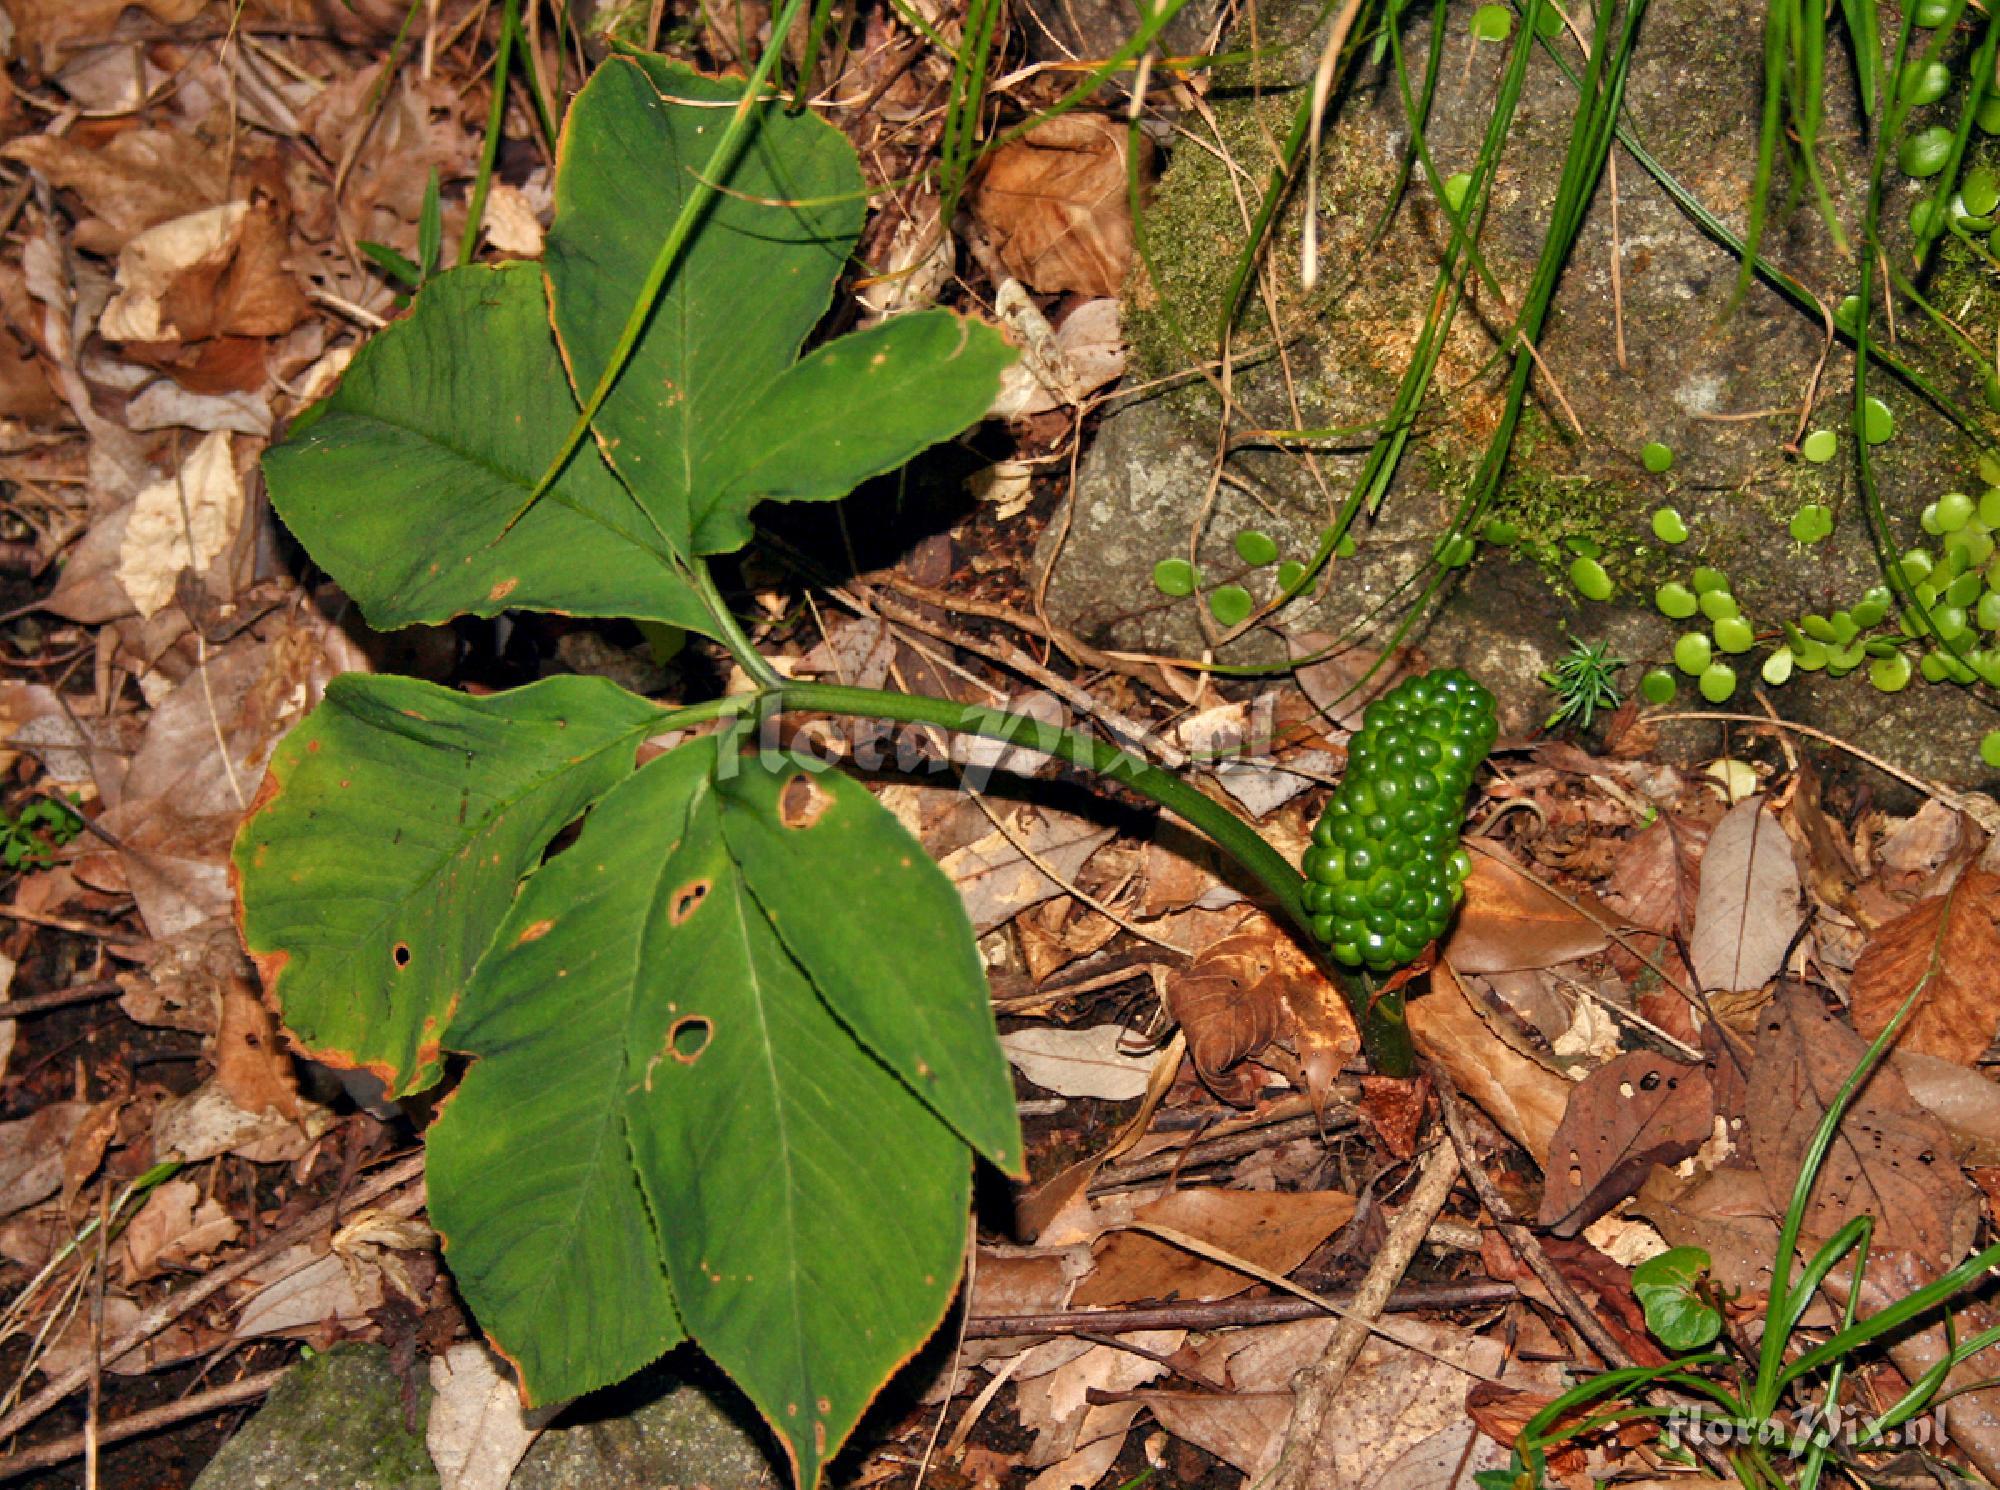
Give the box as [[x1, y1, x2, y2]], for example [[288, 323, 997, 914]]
[[1600, 814, 1709, 935], [1149, 1317, 1529, 1485], [7, 0, 207, 72], [1748, 985, 1979, 1266], [937, 807, 1115, 933], [116, 1176, 240, 1282], [1287, 634, 1410, 732], [0, 1100, 89, 1220], [214, 973, 301, 1120], [1689, 796, 1803, 994], [1071, 1187, 1356, 1306], [1166, 913, 1357, 1110], [1537, 1052, 1714, 1237], [1850, 869, 2000, 1065], [998, 1023, 1155, 1101], [1409, 964, 1569, 1165], [1878, 800, 1975, 878], [1894, 1049, 2000, 1165], [429, 1343, 540, 1490], [1444, 848, 1611, 973], [4, 127, 234, 255], [968, 114, 1149, 296], [117, 430, 245, 619], [99, 202, 308, 347]]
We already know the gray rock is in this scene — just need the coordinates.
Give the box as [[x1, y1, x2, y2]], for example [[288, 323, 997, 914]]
[[512, 1366, 779, 1490], [1041, 0, 2000, 786], [193, 1344, 437, 1490]]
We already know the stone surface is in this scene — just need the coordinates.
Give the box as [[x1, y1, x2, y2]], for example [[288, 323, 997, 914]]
[[512, 1363, 780, 1490], [1040, 0, 2000, 785], [193, 1344, 437, 1490], [197, 1346, 783, 1490]]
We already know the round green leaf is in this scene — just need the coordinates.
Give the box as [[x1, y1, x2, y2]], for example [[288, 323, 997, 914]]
[[1871, 653, 1914, 692], [1966, 168, 2000, 217], [1656, 583, 1698, 619], [1699, 589, 1740, 622], [1153, 557, 1197, 596], [1789, 503, 1834, 543], [1651, 507, 1688, 543], [1862, 395, 1896, 444], [1482, 517, 1519, 545], [1640, 669, 1676, 704], [1691, 566, 1729, 594], [1442, 173, 1473, 213], [1713, 616, 1754, 653], [1470, 3, 1512, 39], [1900, 125, 1956, 178], [1234, 529, 1280, 566], [1762, 647, 1795, 685], [1632, 1247, 1722, 1351], [1277, 559, 1307, 590], [1209, 584, 1254, 625], [1569, 555, 1613, 601], [1984, 731, 2000, 768], [1674, 632, 1712, 676], [1899, 58, 1953, 106], [1800, 429, 1837, 463], [1939, 491, 1976, 532], [1698, 662, 1737, 702], [1640, 441, 1674, 474]]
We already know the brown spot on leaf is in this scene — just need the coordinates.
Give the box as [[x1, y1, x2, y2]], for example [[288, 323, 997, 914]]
[[392, 942, 412, 970], [778, 773, 833, 830], [488, 577, 519, 601], [670, 879, 710, 924], [516, 918, 557, 945]]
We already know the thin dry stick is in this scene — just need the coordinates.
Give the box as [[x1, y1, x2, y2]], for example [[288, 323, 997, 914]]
[[1645, 710, 1952, 804], [0, 1367, 289, 1481], [0, 1155, 424, 1445], [1261, 1138, 1463, 1490], [964, 1280, 1520, 1337], [1431, 1074, 1627, 1368]]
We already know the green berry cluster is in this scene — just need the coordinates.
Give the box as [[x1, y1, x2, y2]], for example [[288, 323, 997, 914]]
[[1300, 669, 1497, 973]]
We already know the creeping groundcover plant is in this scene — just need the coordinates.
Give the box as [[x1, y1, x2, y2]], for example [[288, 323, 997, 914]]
[[231, 53, 1494, 1490]]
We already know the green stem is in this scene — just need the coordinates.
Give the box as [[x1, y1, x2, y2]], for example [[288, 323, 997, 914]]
[[770, 681, 1412, 1074], [692, 560, 784, 691], [458, 0, 519, 267]]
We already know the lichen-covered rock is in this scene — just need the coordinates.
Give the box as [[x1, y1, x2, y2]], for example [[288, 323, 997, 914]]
[[1040, 0, 2000, 785], [193, 1344, 436, 1490]]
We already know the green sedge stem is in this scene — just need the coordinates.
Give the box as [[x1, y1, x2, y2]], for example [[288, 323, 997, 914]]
[[512, 0, 811, 528], [643, 679, 1413, 1073], [459, 0, 520, 268]]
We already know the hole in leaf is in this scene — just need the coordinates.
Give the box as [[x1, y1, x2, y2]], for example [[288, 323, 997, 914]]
[[392, 942, 412, 970], [670, 880, 711, 925], [778, 773, 833, 829], [668, 1016, 712, 1064]]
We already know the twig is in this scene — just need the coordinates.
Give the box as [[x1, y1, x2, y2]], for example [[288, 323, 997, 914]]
[[0, 1155, 424, 1445], [0, 907, 145, 949], [0, 980, 119, 1020], [0, 1367, 289, 1482], [963, 1281, 1519, 1337], [1262, 1137, 1463, 1490]]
